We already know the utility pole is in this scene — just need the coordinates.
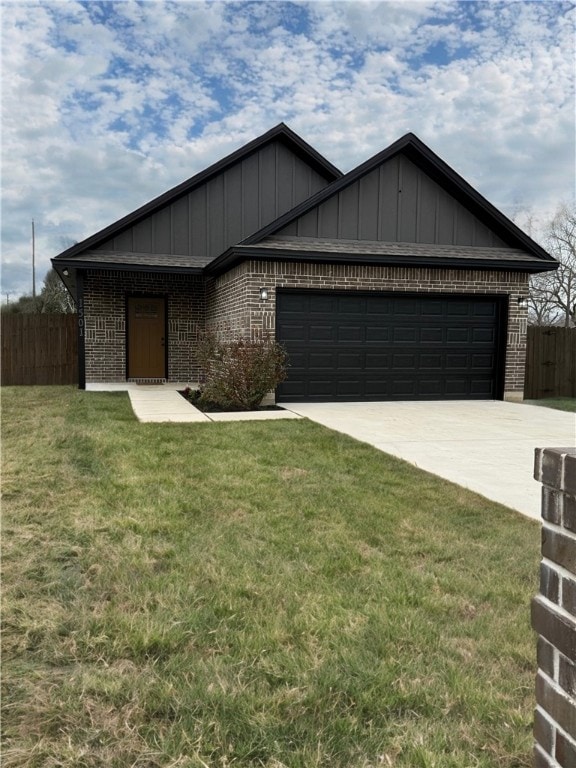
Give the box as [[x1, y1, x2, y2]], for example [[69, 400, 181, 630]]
[[32, 219, 36, 298]]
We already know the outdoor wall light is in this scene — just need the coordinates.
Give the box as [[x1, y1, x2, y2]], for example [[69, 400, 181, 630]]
[[62, 268, 69, 277], [259, 287, 269, 301], [517, 297, 528, 309]]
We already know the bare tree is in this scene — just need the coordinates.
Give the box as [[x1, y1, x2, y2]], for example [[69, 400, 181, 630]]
[[1, 269, 75, 314], [528, 204, 576, 326], [39, 268, 75, 313]]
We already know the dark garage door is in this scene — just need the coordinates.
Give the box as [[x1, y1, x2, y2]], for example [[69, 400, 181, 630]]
[[276, 291, 504, 402]]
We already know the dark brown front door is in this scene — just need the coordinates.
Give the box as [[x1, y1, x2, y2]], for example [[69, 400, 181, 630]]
[[127, 297, 166, 379]]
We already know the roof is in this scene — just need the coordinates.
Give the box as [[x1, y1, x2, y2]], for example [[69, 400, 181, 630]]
[[53, 127, 557, 288], [64, 250, 206, 271], [207, 236, 555, 275]]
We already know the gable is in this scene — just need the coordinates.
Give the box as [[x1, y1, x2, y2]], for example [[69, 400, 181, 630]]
[[276, 153, 506, 248], [94, 140, 334, 263]]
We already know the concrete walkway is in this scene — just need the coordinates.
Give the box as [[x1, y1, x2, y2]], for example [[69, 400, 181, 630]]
[[282, 401, 575, 521], [121, 385, 301, 423]]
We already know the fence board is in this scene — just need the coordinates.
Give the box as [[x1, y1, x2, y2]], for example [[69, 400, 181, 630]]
[[524, 326, 576, 399], [1, 314, 78, 385]]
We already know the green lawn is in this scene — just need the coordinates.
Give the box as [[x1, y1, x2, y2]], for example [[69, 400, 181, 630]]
[[2, 387, 539, 768], [524, 397, 576, 412]]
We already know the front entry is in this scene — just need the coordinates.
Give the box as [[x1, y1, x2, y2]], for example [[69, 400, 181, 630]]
[[127, 297, 167, 379]]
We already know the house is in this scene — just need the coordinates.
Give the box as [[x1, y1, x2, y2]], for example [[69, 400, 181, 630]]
[[52, 123, 557, 402]]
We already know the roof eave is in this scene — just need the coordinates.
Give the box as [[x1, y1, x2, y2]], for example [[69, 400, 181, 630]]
[[205, 246, 559, 277], [51, 257, 204, 276]]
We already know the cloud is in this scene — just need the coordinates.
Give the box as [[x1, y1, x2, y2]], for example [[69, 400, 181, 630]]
[[1, 0, 574, 298]]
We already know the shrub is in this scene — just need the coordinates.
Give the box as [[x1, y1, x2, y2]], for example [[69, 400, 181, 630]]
[[197, 334, 288, 410]]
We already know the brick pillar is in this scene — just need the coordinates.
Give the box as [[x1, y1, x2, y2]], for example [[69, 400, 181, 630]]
[[532, 447, 576, 767]]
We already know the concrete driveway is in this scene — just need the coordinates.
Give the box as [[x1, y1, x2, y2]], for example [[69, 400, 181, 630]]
[[282, 401, 575, 521]]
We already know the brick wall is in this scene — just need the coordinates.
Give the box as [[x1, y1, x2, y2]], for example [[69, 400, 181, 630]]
[[207, 261, 529, 396], [532, 448, 576, 767], [84, 270, 204, 382], [84, 262, 529, 392]]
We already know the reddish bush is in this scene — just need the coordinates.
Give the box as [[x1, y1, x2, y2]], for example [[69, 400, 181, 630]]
[[197, 334, 288, 410]]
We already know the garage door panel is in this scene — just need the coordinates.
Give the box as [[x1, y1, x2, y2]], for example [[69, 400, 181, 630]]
[[446, 328, 470, 343], [447, 302, 472, 316], [366, 326, 390, 342], [309, 295, 338, 313], [338, 296, 365, 314], [278, 294, 308, 313], [365, 379, 390, 396], [473, 302, 497, 317], [338, 352, 363, 370], [338, 325, 363, 342], [337, 380, 364, 397], [276, 292, 501, 402], [421, 300, 444, 316], [308, 352, 335, 369], [365, 352, 390, 369], [392, 379, 417, 396], [445, 378, 469, 395], [446, 353, 469, 369], [393, 353, 417, 370], [309, 325, 334, 342], [471, 379, 495, 395], [394, 327, 417, 343], [287, 351, 307, 369], [472, 327, 496, 344], [421, 327, 444, 343], [394, 299, 419, 315], [419, 379, 443, 396], [420, 354, 443, 369], [366, 298, 393, 315], [471, 353, 494, 370]]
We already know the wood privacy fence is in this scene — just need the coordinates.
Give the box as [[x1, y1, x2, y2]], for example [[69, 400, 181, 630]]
[[1, 314, 78, 385], [524, 326, 576, 399]]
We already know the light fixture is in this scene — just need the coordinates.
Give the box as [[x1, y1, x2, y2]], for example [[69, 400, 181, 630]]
[[259, 287, 269, 301], [62, 268, 69, 277], [517, 297, 528, 309]]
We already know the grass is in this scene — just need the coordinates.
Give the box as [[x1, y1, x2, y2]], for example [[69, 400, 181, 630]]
[[524, 397, 576, 412], [2, 386, 540, 768]]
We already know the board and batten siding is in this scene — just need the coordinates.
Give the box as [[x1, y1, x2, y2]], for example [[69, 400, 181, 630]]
[[279, 154, 507, 248], [95, 141, 331, 261]]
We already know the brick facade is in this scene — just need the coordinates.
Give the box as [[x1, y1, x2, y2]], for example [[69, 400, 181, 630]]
[[83, 261, 529, 394], [206, 260, 530, 397], [532, 448, 576, 767], [84, 270, 204, 382]]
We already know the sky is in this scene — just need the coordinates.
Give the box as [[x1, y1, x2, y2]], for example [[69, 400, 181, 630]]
[[1, 0, 574, 300]]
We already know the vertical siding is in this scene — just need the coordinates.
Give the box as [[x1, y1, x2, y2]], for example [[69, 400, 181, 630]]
[[277, 154, 508, 248], [378, 161, 399, 241], [153, 208, 171, 252], [171, 196, 189, 255], [207, 175, 225, 257], [133, 218, 152, 252], [241, 152, 261, 235], [358, 171, 379, 240], [225, 162, 243, 246], [318, 196, 339, 238], [190, 186, 208, 256], [93, 140, 335, 260]]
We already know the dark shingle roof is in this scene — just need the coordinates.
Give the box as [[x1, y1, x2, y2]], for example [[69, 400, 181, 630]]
[[206, 235, 556, 275], [76, 250, 207, 270], [257, 236, 535, 262]]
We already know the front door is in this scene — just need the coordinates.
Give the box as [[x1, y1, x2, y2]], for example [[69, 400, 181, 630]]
[[127, 297, 166, 379]]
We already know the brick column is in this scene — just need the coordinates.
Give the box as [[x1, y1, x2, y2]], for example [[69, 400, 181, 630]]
[[532, 447, 576, 767]]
